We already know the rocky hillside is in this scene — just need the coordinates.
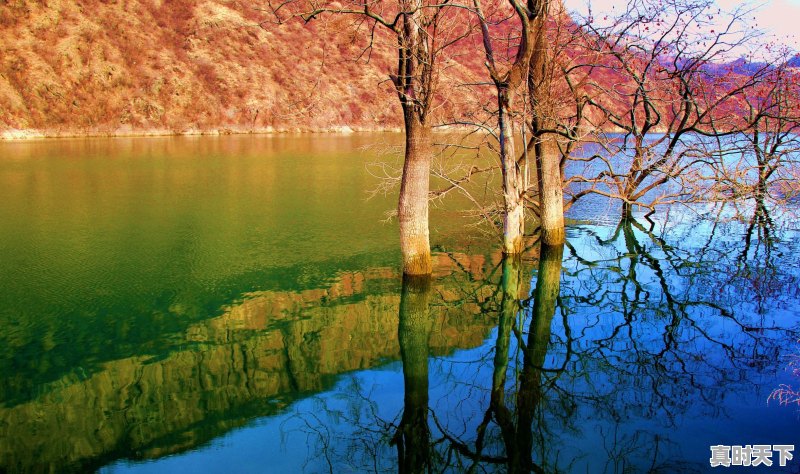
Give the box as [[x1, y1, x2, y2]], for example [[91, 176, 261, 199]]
[[0, 0, 485, 137], [1, 0, 781, 139]]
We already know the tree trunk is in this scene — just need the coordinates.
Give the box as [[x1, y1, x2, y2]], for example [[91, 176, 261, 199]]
[[398, 112, 433, 275], [499, 88, 525, 255], [756, 159, 769, 201], [536, 137, 565, 245], [621, 201, 633, 220], [529, 0, 565, 246], [621, 148, 642, 220]]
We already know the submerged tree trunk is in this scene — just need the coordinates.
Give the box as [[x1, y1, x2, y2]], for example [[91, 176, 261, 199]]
[[393, 1, 434, 276], [499, 89, 525, 255], [620, 147, 643, 220], [529, 0, 565, 245], [393, 274, 433, 473], [473, 0, 532, 255], [398, 112, 433, 275], [621, 201, 633, 220], [535, 137, 565, 245]]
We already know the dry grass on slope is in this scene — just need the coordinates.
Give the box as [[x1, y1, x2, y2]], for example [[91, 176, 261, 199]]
[[0, 0, 435, 135]]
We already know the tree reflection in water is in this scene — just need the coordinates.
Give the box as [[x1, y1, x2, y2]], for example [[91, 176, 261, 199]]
[[393, 275, 433, 473], [284, 208, 799, 473]]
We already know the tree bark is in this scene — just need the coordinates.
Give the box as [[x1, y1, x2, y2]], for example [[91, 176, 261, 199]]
[[529, 0, 565, 245], [621, 147, 642, 220], [398, 112, 433, 275], [473, 0, 532, 255], [535, 137, 565, 245], [499, 88, 525, 255]]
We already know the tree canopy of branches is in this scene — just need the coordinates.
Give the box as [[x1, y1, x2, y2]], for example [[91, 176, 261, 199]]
[[274, 0, 798, 271], [560, 0, 798, 219], [703, 60, 800, 206], [299, 0, 472, 275]]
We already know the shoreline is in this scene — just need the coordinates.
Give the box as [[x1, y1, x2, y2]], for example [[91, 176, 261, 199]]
[[0, 123, 642, 142], [0, 125, 409, 141]]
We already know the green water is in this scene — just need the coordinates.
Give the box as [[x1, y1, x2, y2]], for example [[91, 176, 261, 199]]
[[0, 136, 405, 403], [0, 134, 499, 472], [1, 135, 799, 473]]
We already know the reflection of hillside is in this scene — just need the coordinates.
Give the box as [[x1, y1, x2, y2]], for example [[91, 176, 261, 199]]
[[0, 253, 499, 473]]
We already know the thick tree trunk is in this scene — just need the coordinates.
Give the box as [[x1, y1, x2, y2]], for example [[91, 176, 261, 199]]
[[536, 138, 565, 245], [499, 89, 525, 255], [475, 0, 534, 255], [529, 0, 565, 246], [398, 113, 433, 275], [621, 201, 633, 220]]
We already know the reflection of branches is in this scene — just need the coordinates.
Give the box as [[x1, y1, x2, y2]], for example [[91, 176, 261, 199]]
[[688, 203, 800, 318], [275, 210, 800, 472], [280, 375, 401, 473], [427, 214, 799, 471], [431, 247, 561, 473], [561, 216, 795, 422]]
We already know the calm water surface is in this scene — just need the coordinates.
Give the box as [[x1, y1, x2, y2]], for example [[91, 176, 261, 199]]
[[0, 135, 799, 473]]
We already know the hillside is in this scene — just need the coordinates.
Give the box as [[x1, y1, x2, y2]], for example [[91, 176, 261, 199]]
[[0, 0, 486, 137], [0, 1, 784, 139]]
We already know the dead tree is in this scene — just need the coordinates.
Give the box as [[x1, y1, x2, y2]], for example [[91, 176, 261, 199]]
[[565, 0, 771, 219], [301, 0, 469, 274], [703, 60, 800, 207]]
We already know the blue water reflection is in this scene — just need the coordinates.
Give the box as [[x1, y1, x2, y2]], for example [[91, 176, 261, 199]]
[[105, 203, 800, 473]]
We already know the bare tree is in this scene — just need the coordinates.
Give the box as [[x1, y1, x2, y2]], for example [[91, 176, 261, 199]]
[[467, 0, 568, 251], [564, 0, 772, 219], [527, 1, 565, 245], [301, 0, 470, 274], [703, 59, 800, 207], [470, 0, 535, 254]]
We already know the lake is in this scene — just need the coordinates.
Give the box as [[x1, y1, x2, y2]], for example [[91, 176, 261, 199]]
[[0, 134, 799, 473]]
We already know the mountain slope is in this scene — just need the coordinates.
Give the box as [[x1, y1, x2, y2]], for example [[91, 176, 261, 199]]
[[0, 0, 444, 136]]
